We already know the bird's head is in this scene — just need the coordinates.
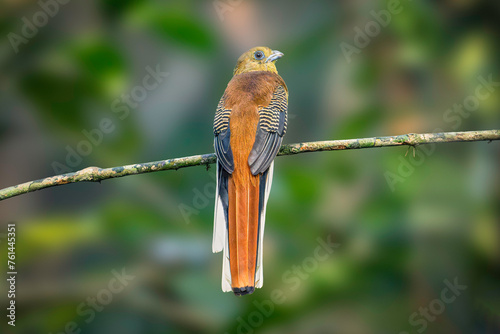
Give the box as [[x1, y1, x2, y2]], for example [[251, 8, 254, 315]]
[[233, 47, 284, 76]]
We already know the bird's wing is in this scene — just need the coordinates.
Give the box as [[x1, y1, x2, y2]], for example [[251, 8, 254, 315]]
[[213, 94, 232, 255], [214, 93, 234, 174], [248, 85, 288, 175]]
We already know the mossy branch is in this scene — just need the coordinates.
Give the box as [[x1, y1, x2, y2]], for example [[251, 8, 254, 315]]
[[1, 130, 499, 202]]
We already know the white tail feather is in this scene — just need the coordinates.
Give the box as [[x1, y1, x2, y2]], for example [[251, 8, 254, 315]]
[[212, 162, 225, 253], [213, 161, 231, 291], [255, 162, 273, 288], [222, 230, 232, 292]]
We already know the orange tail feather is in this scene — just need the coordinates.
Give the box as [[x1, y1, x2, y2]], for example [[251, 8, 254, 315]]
[[228, 173, 260, 296]]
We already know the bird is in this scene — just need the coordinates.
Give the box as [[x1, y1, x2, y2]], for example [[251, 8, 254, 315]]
[[212, 47, 288, 296]]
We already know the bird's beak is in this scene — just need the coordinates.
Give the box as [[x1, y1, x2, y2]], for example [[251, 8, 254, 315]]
[[265, 50, 284, 63]]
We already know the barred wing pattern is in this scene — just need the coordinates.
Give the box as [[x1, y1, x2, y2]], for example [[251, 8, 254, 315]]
[[248, 86, 288, 175], [213, 94, 234, 173]]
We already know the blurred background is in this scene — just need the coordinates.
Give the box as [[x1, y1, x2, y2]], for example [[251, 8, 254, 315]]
[[1, 0, 499, 333]]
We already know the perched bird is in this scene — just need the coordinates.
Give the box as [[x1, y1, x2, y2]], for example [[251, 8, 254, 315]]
[[212, 47, 288, 296]]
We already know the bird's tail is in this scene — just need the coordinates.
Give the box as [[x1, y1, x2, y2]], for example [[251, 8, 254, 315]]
[[213, 162, 274, 295]]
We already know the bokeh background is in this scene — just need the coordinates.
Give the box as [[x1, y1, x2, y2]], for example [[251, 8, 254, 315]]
[[1, 0, 499, 333]]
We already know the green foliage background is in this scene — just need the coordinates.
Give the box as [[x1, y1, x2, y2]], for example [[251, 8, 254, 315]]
[[0, 0, 499, 333]]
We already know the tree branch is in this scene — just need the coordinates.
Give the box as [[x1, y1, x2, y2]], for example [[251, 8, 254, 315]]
[[1, 130, 499, 201]]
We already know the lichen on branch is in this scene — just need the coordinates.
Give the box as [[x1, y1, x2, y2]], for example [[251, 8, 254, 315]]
[[0, 130, 498, 202]]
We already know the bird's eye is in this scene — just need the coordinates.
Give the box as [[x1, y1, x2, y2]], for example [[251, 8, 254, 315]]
[[254, 51, 265, 60]]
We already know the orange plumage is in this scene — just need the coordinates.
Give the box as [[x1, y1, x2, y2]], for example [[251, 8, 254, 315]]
[[213, 47, 288, 296]]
